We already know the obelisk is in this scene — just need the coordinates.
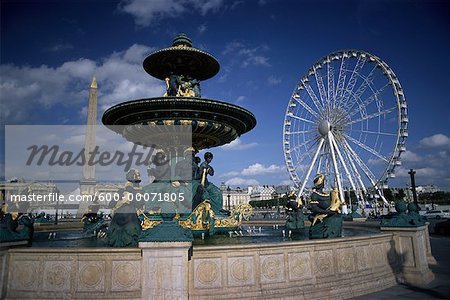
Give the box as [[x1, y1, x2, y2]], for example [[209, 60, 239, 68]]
[[79, 77, 97, 197]]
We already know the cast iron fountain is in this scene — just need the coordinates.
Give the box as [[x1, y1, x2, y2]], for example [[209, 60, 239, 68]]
[[102, 34, 256, 244]]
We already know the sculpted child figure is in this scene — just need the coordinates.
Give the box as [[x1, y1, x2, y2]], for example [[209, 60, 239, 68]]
[[199, 152, 225, 215]]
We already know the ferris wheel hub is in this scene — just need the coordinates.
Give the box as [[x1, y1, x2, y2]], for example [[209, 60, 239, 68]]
[[318, 120, 331, 136]]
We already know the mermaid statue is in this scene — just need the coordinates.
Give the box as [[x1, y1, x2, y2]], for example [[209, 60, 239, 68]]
[[107, 169, 142, 247], [308, 174, 343, 239], [199, 152, 226, 216]]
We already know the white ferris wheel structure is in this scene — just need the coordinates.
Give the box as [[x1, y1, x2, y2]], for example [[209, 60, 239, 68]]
[[283, 50, 408, 206]]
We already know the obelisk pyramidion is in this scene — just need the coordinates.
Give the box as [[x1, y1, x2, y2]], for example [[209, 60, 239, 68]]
[[79, 76, 97, 204]]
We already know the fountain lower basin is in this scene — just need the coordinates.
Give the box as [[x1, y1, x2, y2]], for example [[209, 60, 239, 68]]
[[1, 224, 434, 299]]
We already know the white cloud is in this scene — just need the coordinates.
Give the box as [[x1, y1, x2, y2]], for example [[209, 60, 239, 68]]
[[219, 138, 258, 151], [221, 171, 240, 177], [420, 134, 450, 148], [119, 0, 224, 26], [242, 55, 270, 67], [222, 41, 270, 68], [225, 177, 259, 186], [44, 43, 73, 52], [267, 76, 281, 85], [389, 139, 450, 187], [241, 163, 284, 176], [401, 150, 421, 162], [0, 43, 163, 124], [279, 179, 292, 185], [236, 95, 246, 103], [123, 44, 154, 63], [395, 166, 441, 178], [197, 24, 207, 34]]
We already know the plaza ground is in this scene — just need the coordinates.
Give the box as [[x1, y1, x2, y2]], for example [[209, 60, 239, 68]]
[[353, 234, 450, 299]]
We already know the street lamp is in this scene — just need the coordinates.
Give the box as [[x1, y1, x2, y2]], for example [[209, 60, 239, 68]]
[[226, 186, 231, 211], [408, 169, 418, 206]]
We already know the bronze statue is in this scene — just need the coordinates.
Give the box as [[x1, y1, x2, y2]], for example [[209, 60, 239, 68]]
[[107, 169, 142, 247], [199, 152, 225, 215], [174, 148, 204, 211], [285, 191, 305, 232], [0, 212, 34, 243], [164, 74, 201, 97], [381, 200, 422, 227], [308, 174, 343, 239]]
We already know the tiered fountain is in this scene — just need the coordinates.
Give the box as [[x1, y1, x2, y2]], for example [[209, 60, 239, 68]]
[[102, 34, 255, 241]]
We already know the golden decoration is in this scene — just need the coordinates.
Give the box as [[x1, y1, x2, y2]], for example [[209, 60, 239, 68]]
[[180, 120, 192, 125], [178, 202, 253, 230], [178, 200, 214, 230], [137, 209, 162, 230]]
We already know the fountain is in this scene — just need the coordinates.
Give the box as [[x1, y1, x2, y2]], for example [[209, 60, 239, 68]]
[[0, 35, 437, 299], [102, 33, 256, 243]]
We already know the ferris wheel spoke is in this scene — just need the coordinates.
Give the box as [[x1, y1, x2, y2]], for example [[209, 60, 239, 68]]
[[313, 67, 329, 108], [339, 56, 367, 109], [329, 132, 358, 200], [344, 134, 389, 163], [342, 144, 367, 194], [286, 129, 316, 135], [292, 139, 321, 170], [334, 54, 348, 109], [297, 138, 325, 203], [327, 132, 345, 202], [348, 83, 389, 117], [289, 136, 316, 153], [344, 141, 390, 206], [343, 64, 377, 111], [344, 152, 365, 201], [343, 139, 378, 185], [348, 129, 397, 137], [304, 83, 324, 112], [292, 94, 320, 119], [327, 58, 335, 106], [348, 106, 397, 125], [288, 113, 317, 124]]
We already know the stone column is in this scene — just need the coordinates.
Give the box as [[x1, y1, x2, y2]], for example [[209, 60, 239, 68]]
[[139, 241, 192, 300], [381, 225, 434, 285]]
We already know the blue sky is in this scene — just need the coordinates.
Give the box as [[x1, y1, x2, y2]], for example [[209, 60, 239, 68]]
[[1, 0, 450, 189]]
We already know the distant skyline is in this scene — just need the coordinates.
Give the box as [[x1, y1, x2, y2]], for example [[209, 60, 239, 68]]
[[1, 0, 450, 189]]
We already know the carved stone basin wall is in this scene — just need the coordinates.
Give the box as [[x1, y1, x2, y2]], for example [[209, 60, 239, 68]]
[[1, 226, 435, 299]]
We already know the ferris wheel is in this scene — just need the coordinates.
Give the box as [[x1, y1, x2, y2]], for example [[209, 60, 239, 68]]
[[283, 50, 408, 205]]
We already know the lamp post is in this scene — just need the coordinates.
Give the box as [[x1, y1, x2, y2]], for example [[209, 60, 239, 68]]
[[54, 187, 59, 225], [227, 186, 231, 211], [408, 169, 418, 206]]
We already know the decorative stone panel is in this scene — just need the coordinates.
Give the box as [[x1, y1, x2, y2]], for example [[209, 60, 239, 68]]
[[288, 252, 312, 280], [193, 258, 222, 289], [111, 261, 140, 291], [314, 250, 334, 277], [43, 260, 71, 291], [227, 256, 255, 287], [9, 260, 39, 291], [336, 247, 355, 274], [77, 261, 105, 292], [260, 254, 285, 283]]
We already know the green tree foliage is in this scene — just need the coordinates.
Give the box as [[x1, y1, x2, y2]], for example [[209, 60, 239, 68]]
[[418, 191, 450, 205], [249, 196, 290, 208]]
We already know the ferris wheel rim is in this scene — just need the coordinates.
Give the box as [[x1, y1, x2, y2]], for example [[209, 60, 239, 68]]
[[283, 49, 408, 195]]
